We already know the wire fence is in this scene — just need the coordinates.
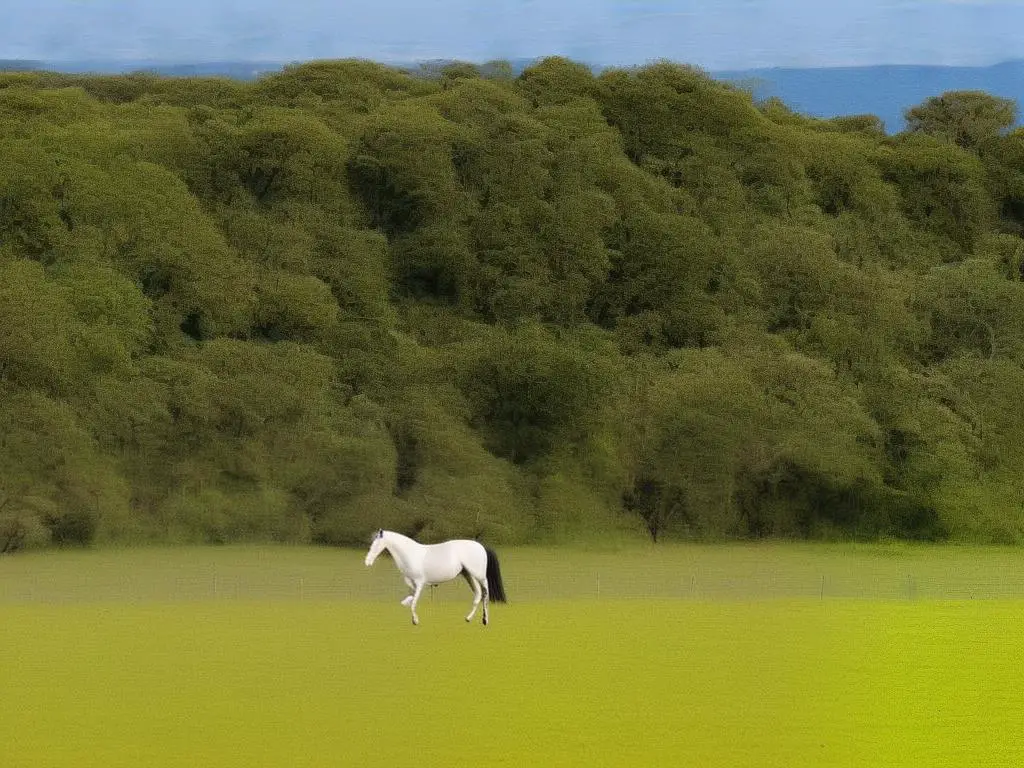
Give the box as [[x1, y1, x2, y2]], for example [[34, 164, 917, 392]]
[[4, 544, 1024, 605]]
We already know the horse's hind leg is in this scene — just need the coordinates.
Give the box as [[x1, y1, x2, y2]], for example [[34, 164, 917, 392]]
[[481, 579, 490, 626], [464, 573, 482, 623]]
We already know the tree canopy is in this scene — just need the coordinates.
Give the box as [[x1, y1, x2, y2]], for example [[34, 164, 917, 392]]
[[3, 62, 1024, 550]]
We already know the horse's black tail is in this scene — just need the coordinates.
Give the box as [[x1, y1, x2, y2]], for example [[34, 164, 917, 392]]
[[484, 546, 507, 603]]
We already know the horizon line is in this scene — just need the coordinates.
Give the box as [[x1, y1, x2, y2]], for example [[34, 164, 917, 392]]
[[5, 55, 1024, 73]]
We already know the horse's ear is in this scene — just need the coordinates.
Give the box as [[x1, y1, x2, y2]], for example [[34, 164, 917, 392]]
[[376, 528, 384, 539]]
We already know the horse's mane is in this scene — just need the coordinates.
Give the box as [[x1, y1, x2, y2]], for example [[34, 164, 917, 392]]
[[383, 530, 418, 547]]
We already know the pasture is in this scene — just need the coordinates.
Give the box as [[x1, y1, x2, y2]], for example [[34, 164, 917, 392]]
[[3, 543, 1024, 766]]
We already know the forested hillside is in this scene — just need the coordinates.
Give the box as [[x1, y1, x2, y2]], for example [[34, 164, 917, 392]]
[[3, 59, 1024, 551]]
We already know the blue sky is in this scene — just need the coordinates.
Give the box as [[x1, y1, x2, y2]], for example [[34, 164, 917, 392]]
[[6, 0, 1024, 70]]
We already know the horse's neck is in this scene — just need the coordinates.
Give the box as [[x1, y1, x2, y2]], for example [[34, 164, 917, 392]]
[[384, 532, 422, 570]]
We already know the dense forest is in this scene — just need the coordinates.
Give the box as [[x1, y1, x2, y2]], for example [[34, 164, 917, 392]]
[[3, 58, 1024, 551]]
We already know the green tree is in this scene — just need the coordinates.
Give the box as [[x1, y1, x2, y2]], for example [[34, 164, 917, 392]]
[[0, 258, 78, 393], [517, 57, 597, 107], [912, 258, 1024, 364], [880, 134, 993, 254], [905, 90, 1016, 151], [0, 390, 130, 548], [457, 324, 612, 465], [592, 208, 723, 350], [348, 102, 468, 234]]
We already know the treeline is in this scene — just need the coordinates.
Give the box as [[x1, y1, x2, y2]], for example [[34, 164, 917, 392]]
[[3, 59, 1024, 551]]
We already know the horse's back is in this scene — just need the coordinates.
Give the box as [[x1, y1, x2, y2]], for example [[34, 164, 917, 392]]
[[423, 539, 487, 581]]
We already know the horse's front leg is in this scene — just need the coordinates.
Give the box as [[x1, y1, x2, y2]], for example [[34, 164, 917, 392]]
[[400, 577, 415, 607], [409, 581, 426, 625], [465, 578, 482, 623]]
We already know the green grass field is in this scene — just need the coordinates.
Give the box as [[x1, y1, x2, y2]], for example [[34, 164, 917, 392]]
[[3, 544, 1024, 766]]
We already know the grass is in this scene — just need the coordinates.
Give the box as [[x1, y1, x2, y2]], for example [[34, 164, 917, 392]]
[[3, 543, 1024, 766]]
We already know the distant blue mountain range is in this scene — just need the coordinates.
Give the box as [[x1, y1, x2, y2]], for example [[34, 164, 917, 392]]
[[715, 60, 1024, 132], [0, 59, 283, 80], [5, 58, 1024, 134]]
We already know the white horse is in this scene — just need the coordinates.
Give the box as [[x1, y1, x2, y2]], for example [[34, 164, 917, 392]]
[[364, 529, 507, 626]]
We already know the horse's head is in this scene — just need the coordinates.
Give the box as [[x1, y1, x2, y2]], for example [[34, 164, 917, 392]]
[[364, 529, 386, 566]]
